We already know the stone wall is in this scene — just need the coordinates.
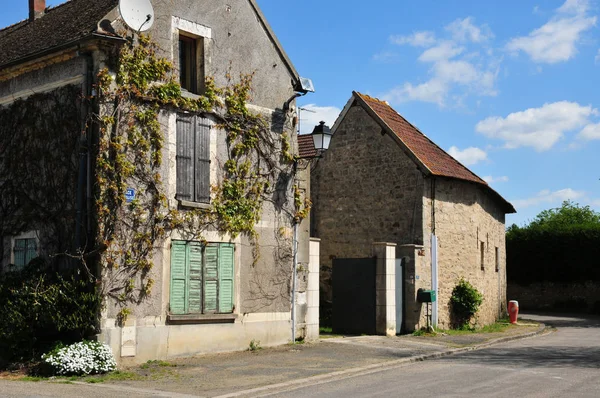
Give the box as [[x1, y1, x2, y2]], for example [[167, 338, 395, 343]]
[[311, 104, 425, 309], [421, 178, 507, 328]]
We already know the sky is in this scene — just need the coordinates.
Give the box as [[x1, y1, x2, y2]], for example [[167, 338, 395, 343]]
[[2, 0, 599, 226]]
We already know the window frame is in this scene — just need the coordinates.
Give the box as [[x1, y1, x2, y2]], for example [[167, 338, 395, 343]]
[[169, 240, 235, 316], [9, 231, 39, 270], [495, 246, 500, 272], [480, 241, 485, 271]]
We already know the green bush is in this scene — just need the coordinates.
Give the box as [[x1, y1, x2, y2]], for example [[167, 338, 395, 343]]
[[506, 202, 600, 285], [450, 279, 483, 329], [0, 259, 101, 365]]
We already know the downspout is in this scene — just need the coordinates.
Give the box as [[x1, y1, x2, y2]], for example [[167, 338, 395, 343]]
[[75, 51, 94, 257], [292, 220, 298, 343]]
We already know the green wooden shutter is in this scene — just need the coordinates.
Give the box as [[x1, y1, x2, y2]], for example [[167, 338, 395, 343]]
[[204, 244, 219, 313], [170, 241, 188, 314], [188, 241, 203, 313], [218, 244, 235, 313]]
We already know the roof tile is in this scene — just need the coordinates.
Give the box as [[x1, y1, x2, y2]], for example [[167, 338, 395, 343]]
[[0, 0, 119, 68], [354, 92, 515, 213]]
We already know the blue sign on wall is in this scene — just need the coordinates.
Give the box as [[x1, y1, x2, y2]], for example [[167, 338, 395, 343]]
[[125, 188, 136, 203]]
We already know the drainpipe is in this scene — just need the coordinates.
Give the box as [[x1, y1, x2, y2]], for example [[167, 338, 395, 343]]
[[291, 220, 298, 343], [75, 51, 94, 256]]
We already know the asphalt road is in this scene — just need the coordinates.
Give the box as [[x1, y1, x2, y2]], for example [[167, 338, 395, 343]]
[[0, 313, 598, 397], [265, 314, 600, 398]]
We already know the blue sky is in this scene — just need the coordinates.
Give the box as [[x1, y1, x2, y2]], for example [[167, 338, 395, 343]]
[[2, 0, 599, 226]]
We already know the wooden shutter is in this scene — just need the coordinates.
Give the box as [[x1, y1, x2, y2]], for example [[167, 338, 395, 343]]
[[218, 244, 235, 313], [176, 116, 194, 201], [187, 241, 203, 313], [170, 241, 188, 314], [204, 244, 219, 313], [195, 117, 211, 203]]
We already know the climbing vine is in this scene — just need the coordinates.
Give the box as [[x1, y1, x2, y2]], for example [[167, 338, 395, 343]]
[[94, 34, 308, 321]]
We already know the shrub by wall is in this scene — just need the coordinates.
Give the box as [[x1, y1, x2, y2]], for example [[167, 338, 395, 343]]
[[0, 259, 100, 365]]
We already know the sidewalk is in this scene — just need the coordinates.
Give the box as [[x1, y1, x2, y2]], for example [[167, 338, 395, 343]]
[[66, 320, 547, 397]]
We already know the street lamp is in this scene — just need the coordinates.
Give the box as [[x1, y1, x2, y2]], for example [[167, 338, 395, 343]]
[[311, 121, 332, 156]]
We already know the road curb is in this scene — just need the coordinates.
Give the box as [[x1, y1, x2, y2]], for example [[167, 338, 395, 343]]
[[214, 323, 550, 398]]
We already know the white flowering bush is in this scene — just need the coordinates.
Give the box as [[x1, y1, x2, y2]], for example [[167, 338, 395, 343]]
[[42, 341, 117, 376]]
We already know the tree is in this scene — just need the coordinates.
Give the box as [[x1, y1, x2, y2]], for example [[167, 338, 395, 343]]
[[528, 200, 600, 229]]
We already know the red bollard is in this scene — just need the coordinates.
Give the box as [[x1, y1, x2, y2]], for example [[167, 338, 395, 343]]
[[508, 300, 519, 324]]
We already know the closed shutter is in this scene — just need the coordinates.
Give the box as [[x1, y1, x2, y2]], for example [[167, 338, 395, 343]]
[[195, 117, 211, 203], [170, 241, 188, 314], [218, 244, 235, 313], [176, 116, 194, 201], [187, 241, 203, 313], [204, 244, 219, 313]]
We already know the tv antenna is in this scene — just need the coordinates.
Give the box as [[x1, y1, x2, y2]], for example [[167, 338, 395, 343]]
[[119, 0, 155, 33], [298, 106, 316, 134]]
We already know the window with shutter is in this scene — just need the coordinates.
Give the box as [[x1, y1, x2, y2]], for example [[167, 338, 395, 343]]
[[176, 115, 211, 204], [11, 233, 38, 270], [169, 240, 235, 315]]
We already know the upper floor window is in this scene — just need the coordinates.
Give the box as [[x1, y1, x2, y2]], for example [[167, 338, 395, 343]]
[[6, 231, 39, 271], [176, 114, 211, 204], [480, 241, 485, 271], [179, 34, 203, 94]]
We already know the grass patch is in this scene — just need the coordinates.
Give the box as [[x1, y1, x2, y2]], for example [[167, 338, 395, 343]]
[[84, 370, 142, 383], [319, 326, 333, 334], [140, 360, 176, 369], [19, 376, 44, 382]]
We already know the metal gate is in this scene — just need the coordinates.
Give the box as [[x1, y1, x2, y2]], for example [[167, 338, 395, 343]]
[[332, 257, 376, 335]]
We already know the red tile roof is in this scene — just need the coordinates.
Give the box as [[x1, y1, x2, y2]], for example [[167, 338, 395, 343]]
[[0, 0, 120, 69], [353, 92, 515, 213], [298, 134, 317, 159]]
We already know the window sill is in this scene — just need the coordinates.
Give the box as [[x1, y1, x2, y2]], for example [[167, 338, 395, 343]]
[[181, 90, 202, 100], [178, 200, 211, 210], [167, 313, 238, 324]]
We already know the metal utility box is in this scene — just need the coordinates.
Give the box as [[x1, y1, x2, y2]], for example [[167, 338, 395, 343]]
[[417, 288, 436, 303]]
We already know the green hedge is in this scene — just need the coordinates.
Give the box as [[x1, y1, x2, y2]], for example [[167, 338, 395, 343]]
[[506, 224, 600, 285], [0, 259, 100, 365]]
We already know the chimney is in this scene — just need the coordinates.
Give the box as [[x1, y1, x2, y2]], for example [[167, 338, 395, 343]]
[[29, 0, 45, 21]]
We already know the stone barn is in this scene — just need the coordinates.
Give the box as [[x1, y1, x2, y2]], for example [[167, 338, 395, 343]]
[[308, 91, 516, 331]]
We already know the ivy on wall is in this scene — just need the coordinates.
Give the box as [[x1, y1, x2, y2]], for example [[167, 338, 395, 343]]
[[0, 32, 311, 352], [95, 34, 309, 321]]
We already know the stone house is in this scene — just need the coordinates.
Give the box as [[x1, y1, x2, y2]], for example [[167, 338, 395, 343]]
[[0, 0, 318, 362], [308, 92, 515, 331]]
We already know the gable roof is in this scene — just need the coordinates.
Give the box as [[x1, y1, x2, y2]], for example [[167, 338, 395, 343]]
[[0, 0, 120, 69], [0, 0, 301, 88], [332, 92, 515, 213]]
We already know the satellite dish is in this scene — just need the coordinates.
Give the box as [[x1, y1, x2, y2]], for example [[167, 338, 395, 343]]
[[119, 0, 154, 32]]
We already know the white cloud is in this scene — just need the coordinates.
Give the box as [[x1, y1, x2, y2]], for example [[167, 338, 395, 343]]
[[418, 41, 464, 62], [512, 188, 586, 209], [447, 146, 488, 166], [446, 17, 493, 43], [390, 31, 436, 47], [595, 49, 600, 64], [578, 123, 600, 140], [383, 18, 499, 107], [483, 175, 509, 184], [297, 104, 341, 135], [506, 0, 597, 64], [558, 0, 590, 14], [476, 101, 598, 151]]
